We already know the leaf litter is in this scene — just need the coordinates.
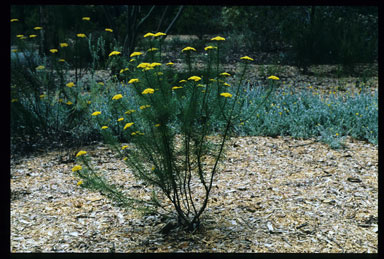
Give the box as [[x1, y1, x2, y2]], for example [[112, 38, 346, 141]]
[[10, 135, 377, 253]]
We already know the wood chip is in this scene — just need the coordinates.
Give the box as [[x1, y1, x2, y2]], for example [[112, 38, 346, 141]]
[[11, 135, 378, 252]]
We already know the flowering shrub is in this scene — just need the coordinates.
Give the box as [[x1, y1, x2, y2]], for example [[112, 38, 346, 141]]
[[71, 32, 277, 231]]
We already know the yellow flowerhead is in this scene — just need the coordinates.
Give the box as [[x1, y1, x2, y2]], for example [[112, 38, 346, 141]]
[[105, 28, 113, 32], [66, 101, 73, 105], [154, 124, 161, 127], [128, 78, 139, 84], [33, 27, 43, 30], [166, 62, 174, 66], [152, 62, 162, 67], [182, 46, 196, 52], [188, 76, 202, 82], [204, 46, 217, 51], [172, 86, 183, 90], [77, 180, 83, 186], [60, 43, 68, 48], [144, 32, 156, 38], [49, 49, 58, 53], [153, 32, 166, 37], [125, 110, 136, 114], [77, 33, 86, 38], [82, 17, 91, 21], [16, 34, 24, 38], [130, 52, 143, 57], [36, 65, 45, 70], [123, 122, 134, 130], [112, 94, 123, 100], [210, 36, 225, 41], [267, 75, 280, 80], [66, 82, 75, 87], [76, 150, 87, 157], [101, 126, 108, 129], [220, 72, 231, 77], [91, 111, 101, 116], [72, 165, 82, 172], [148, 47, 158, 52], [117, 118, 124, 122], [120, 68, 128, 74], [137, 62, 151, 69], [220, 92, 232, 98], [109, 51, 121, 57], [29, 34, 37, 38], [179, 80, 187, 83], [142, 88, 155, 95], [11, 19, 19, 22], [240, 56, 254, 61], [122, 145, 129, 150]]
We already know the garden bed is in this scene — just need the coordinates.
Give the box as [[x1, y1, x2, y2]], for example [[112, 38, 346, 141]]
[[10, 135, 377, 252]]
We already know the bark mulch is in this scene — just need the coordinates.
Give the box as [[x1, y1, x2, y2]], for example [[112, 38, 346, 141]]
[[10, 135, 377, 253]]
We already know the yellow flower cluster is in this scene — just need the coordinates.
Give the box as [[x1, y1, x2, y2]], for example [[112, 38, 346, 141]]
[[72, 165, 82, 172], [142, 88, 155, 95], [112, 94, 123, 100], [188, 76, 202, 82], [120, 68, 129, 74], [211, 36, 225, 41], [77, 33, 86, 38], [181, 46, 196, 52], [204, 46, 217, 51], [91, 111, 101, 116], [144, 32, 167, 38], [240, 56, 254, 61], [140, 105, 151, 110], [66, 82, 75, 87], [267, 75, 280, 80], [123, 122, 134, 130], [109, 51, 121, 57], [128, 78, 139, 84], [105, 28, 113, 32], [76, 150, 87, 157], [130, 52, 143, 57], [125, 110, 136, 114], [220, 92, 232, 98], [137, 62, 161, 70]]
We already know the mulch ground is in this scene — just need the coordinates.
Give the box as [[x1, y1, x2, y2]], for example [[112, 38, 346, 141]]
[[10, 135, 377, 252]]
